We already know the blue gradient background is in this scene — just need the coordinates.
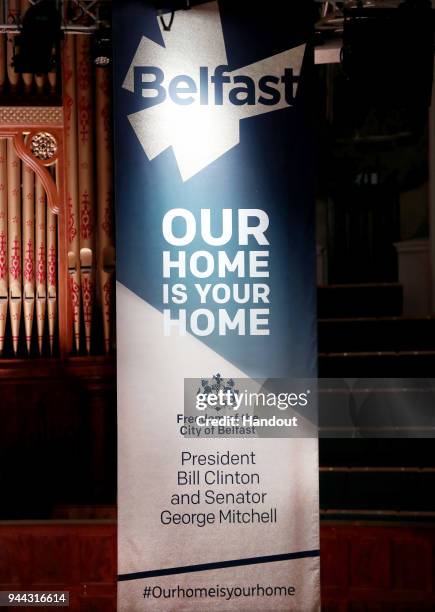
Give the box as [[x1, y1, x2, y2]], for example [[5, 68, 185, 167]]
[[113, 0, 316, 379]]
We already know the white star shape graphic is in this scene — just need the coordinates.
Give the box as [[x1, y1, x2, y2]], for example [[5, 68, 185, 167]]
[[123, 1, 305, 181]]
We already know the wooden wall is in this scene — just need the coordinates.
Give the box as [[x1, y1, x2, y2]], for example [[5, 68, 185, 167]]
[[0, 523, 116, 611], [0, 357, 116, 519], [1, 522, 435, 610], [321, 523, 435, 611]]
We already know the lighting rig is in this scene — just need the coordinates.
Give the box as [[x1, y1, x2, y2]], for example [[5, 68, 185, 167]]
[[315, 0, 434, 108], [0, 0, 112, 71]]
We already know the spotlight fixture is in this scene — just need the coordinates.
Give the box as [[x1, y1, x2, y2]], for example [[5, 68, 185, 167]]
[[154, 0, 217, 15], [341, 0, 434, 109], [154, 0, 214, 31], [13, 0, 62, 75], [93, 27, 112, 67], [154, 0, 191, 14]]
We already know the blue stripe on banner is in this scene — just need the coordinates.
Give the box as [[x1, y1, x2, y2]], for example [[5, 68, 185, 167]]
[[118, 549, 321, 581]]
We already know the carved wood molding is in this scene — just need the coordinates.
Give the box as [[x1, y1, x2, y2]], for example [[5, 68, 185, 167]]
[[0, 135, 62, 214], [0, 106, 64, 214], [0, 106, 63, 128], [12, 132, 62, 214]]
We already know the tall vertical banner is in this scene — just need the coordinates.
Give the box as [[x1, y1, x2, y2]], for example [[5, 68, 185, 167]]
[[114, 1, 319, 610]]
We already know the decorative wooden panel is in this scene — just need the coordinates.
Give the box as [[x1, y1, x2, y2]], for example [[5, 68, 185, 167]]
[[321, 524, 435, 610], [1, 522, 435, 610], [350, 537, 390, 590], [0, 523, 116, 611], [0, 356, 116, 518], [391, 537, 432, 592], [321, 531, 349, 589]]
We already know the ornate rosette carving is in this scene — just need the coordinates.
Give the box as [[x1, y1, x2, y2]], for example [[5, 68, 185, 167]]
[[30, 132, 58, 161]]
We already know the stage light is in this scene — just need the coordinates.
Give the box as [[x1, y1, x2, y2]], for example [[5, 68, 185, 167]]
[[154, 0, 214, 14], [153, 0, 214, 30], [154, 0, 191, 14], [341, 1, 434, 109], [93, 27, 112, 67], [13, 0, 62, 75]]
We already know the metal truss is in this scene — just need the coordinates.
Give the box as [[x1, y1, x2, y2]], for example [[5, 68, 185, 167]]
[[0, 0, 111, 33]]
